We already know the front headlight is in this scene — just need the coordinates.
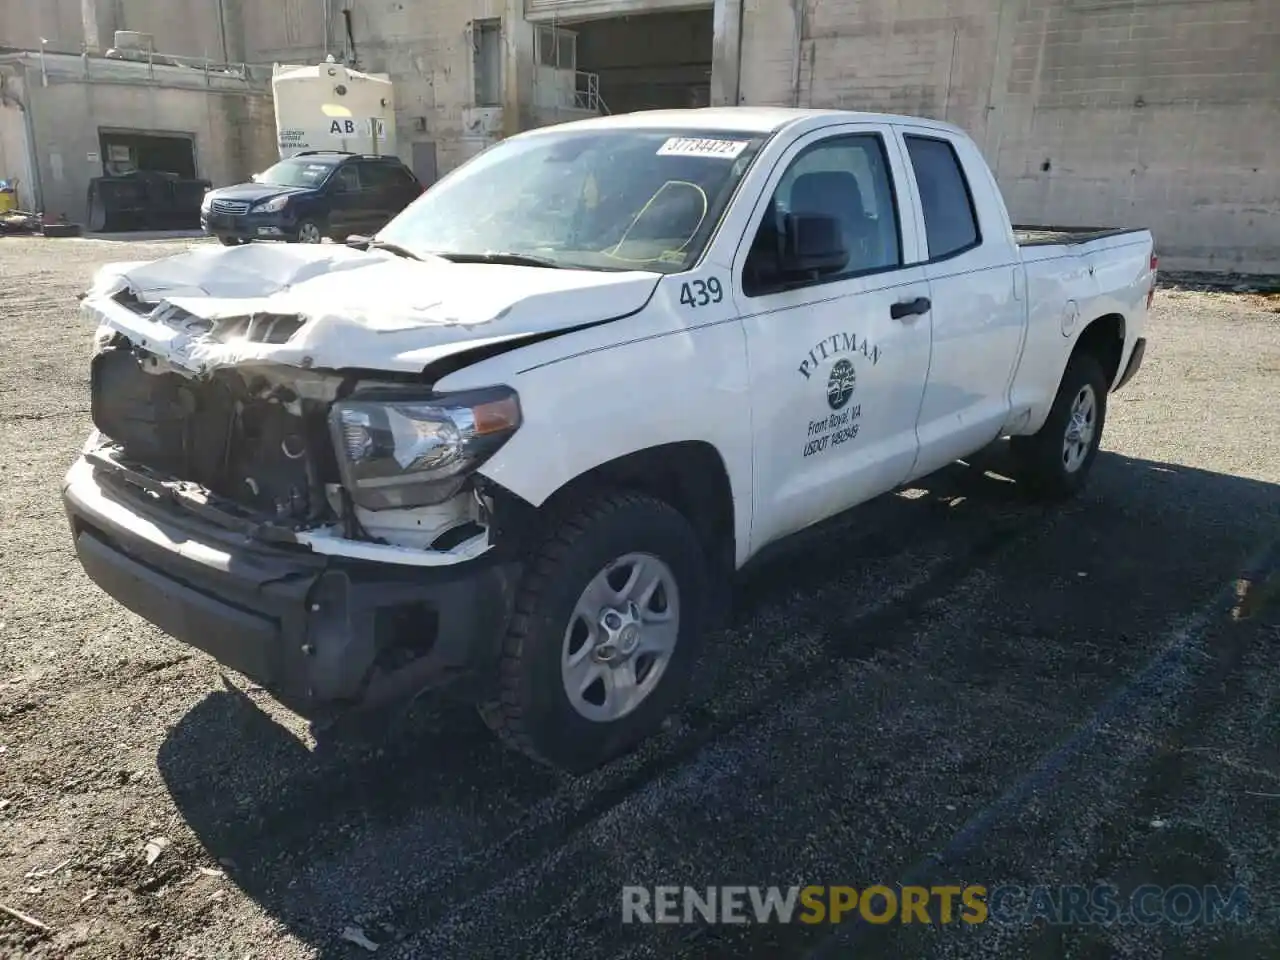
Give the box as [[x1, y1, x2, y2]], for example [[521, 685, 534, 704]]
[[200, 191, 213, 212], [254, 195, 290, 213], [329, 386, 522, 510]]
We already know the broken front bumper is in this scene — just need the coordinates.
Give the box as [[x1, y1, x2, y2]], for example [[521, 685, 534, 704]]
[[62, 456, 520, 716]]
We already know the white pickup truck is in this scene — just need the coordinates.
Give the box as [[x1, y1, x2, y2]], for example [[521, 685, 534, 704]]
[[66, 107, 1154, 772]]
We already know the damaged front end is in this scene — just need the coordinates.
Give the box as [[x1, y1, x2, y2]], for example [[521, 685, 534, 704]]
[[65, 258, 530, 716], [85, 281, 522, 562]]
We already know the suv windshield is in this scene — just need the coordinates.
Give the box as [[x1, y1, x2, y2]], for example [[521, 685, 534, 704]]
[[375, 128, 767, 272], [256, 158, 339, 188]]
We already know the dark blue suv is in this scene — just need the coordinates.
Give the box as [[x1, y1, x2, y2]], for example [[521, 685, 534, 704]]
[[200, 151, 423, 245]]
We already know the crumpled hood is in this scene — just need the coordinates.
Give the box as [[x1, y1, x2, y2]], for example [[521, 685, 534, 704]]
[[83, 242, 661, 375]]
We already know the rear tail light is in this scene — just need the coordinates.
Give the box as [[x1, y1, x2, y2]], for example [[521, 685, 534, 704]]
[[1146, 252, 1158, 310]]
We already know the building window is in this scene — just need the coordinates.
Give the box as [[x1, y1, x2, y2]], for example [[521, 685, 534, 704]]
[[473, 19, 502, 106], [536, 26, 576, 71]]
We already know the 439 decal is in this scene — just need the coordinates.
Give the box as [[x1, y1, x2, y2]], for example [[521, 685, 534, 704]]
[[678, 277, 725, 309]]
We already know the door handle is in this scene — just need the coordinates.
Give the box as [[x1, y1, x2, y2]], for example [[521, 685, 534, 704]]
[[890, 297, 931, 320]]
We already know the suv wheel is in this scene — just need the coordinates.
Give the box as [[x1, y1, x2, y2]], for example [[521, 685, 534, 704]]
[[296, 220, 323, 244]]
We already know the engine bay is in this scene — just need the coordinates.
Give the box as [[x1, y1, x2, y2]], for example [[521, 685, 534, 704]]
[[91, 339, 334, 525], [88, 336, 491, 557]]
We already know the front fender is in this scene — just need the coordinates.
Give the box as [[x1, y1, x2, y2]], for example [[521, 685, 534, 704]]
[[437, 315, 755, 567]]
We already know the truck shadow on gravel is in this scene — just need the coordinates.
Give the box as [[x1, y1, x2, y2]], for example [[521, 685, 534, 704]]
[[155, 446, 1279, 959]]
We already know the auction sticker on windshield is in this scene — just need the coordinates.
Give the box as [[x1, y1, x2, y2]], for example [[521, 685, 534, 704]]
[[656, 137, 750, 160]]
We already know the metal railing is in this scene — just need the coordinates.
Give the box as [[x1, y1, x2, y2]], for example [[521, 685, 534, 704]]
[[574, 70, 610, 114], [12, 45, 270, 89]]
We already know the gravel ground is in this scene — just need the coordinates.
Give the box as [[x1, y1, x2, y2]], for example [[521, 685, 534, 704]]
[[0, 236, 1277, 960]]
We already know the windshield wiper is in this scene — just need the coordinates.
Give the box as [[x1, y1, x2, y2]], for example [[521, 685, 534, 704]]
[[364, 239, 426, 261], [436, 251, 562, 269]]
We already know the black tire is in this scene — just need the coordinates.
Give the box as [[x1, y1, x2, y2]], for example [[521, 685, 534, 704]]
[[295, 219, 324, 244], [217, 235, 245, 246], [477, 491, 707, 773], [1011, 352, 1108, 499]]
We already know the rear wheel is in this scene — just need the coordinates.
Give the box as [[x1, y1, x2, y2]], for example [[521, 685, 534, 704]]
[[478, 491, 707, 773], [1012, 353, 1108, 499]]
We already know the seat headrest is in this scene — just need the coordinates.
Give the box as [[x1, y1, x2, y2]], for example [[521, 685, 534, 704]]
[[790, 170, 866, 217]]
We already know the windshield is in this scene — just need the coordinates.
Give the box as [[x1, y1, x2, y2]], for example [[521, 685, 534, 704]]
[[255, 159, 338, 188], [375, 128, 766, 272]]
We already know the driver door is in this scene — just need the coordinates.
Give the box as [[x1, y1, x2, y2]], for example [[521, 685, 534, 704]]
[[733, 125, 933, 554]]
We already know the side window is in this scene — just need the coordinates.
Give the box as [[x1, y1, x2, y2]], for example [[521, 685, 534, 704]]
[[358, 163, 393, 190], [744, 134, 902, 296], [903, 136, 980, 260], [334, 165, 361, 192], [390, 165, 419, 188]]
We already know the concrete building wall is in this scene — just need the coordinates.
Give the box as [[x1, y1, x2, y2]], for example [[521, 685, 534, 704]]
[[0, 97, 35, 208], [736, 0, 1280, 273], [0, 0, 237, 59], [22, 69, 275, 220], [115, 0, 230, 60], [242, 0, 539, 174], [0, 0, 84, 53]]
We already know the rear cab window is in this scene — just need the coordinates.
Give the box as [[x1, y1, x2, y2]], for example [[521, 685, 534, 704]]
[[902, 135, 981, 261]]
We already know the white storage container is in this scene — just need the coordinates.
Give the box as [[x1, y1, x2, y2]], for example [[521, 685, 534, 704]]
[[272, 59, 396, 159]]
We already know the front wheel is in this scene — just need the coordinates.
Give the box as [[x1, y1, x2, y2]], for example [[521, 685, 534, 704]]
[[216, 235, 246, 246], [478, 491, 707, 773], [1011, 353, 1108, 499], [296, 220, 324, 244]]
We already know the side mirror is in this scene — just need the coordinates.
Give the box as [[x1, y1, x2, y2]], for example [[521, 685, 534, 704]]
[[778, 213, 847, 278], [345, 234, 372, 249]]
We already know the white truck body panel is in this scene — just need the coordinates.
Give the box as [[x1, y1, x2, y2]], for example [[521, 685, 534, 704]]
[[1012, 235, 1153, 435], [75, 106, 1153, 572], [438, 110, 1153, 564]]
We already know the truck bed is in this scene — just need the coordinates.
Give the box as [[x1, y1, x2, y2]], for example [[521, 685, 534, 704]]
[[1013, 224, 1146, 247]]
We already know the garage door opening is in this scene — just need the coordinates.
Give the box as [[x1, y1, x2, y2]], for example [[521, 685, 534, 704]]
[[99, 132, 197, 179], [89, 130, 210, 232], [568, 9, 714, 116]]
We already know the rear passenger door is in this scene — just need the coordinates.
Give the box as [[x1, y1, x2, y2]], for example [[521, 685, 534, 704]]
[[349, 161, 392, 233], [384, 164, 423, 218], [896, 128, 1026, 479], [358, 162, 418, 230], [733, 124, 934, 554], [326, 163, 364, 239]]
